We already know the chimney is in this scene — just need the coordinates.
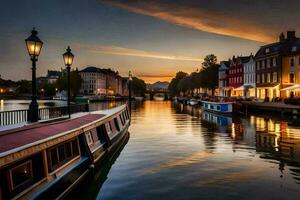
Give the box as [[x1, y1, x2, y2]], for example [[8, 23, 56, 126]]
[[279, 32, 285, 42], [287, 31, 296, 40]]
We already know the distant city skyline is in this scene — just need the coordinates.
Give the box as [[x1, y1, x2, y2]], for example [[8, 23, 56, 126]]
[[1, 0, 300, 83]]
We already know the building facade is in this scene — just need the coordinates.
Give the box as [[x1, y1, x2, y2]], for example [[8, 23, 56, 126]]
[[228, 56, 244, 96], [255, 31, 300, 100], [218, 61, 230, 97], [79, 66, 126, 96], [255, 40, 281, 100], [243, 55, 256, 97]]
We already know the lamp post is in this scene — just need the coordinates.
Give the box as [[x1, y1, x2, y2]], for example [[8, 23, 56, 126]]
[[128, 71, 132, 115], [25, 28, 43, 122], [63, 46, 74, 119]]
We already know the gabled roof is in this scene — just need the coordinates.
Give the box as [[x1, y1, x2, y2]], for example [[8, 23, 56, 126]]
[[79, 66, 119, 76], [255, 31, 300, 58], [47, 70, 62, 77], [239, 56, 251, 63], [219, 61, 229, 70]]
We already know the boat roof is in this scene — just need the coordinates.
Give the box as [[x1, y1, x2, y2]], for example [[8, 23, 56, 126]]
[[201, 101, 234, 105], [0, 104, 127, 161], [0, 114, 104, 156]]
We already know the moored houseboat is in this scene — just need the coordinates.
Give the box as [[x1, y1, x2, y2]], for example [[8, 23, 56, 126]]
[[0, 105, 130, 200], [202, 101, 233, 114]]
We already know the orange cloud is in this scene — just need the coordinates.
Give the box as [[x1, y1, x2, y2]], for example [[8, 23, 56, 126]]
[[74, 43, 203, 62], [100, 0, 274, 43]]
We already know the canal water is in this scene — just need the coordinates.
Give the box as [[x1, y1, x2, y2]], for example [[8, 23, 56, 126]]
[[76, 101, 300, 200]]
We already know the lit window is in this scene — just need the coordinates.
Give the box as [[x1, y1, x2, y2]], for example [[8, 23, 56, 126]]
[[267, 73, 271, 83], [273, 72, 277, 82]]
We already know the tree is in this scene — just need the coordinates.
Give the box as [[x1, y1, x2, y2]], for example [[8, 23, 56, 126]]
[[200, 64, 219, 96], [200, 54, 219, 96], [168, 71, 188, 96], [56, 69, 82, 97], [37, 81, 56, 97], [131, 77, 146, 96], [202, 54, 217, 69], [16, 80, 31, 94]]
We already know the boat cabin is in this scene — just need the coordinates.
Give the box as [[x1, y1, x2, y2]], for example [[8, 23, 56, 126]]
[[0, 105, 130, 200]]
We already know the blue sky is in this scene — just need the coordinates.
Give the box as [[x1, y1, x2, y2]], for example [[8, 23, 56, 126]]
[[1, 0, 299, 82]]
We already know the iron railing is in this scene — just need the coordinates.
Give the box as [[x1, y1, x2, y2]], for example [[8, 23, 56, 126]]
[[0, 104, 89, 126]]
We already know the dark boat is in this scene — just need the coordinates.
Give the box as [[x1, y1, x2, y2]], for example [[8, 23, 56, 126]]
[[0, 105, 130, 200]]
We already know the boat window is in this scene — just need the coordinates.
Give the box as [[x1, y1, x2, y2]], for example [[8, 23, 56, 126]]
[[119, 114, 123, 125], [85, 131, 94, 146], [47, 138, 80, 172], [123, 112, 128, 121], [120, 115, 125, 125], [105, 122, 112, 135], [217, 106, 220, 111], [114, 118, 120, 131], [65, 142, 72, 158], [9, 161, 33, 190], [122, 112, 125, 121], [58, 144, 66, 161], [97, 125, 108, 144], [50, 148, 58, 167], [72, 140, 79, 156]]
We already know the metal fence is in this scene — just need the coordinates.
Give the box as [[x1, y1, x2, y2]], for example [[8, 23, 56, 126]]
[[0, 104, 89, 126]]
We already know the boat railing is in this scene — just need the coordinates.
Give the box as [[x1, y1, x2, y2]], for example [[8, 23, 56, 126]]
[[0, 104, 89, 126]]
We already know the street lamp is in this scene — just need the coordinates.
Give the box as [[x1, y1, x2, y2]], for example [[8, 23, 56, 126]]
[[25, 28, 43, 122], [128, 71, 132, 115], [63, 46, 74, 118]]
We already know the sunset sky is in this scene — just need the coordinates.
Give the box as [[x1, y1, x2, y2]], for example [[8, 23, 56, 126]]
[[1, 0, 300, 83]]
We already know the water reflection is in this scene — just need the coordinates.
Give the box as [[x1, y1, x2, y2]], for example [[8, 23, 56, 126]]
[[77, 101, 300, 200], [176, 103, 300, 186]]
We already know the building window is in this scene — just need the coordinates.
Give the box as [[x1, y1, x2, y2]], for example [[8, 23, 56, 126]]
[[265, 48, 270, 53], [267, 73, 271, 83], [256, 61, 260, 70], [262, 74, 265, 83], [267, 59, 270, 68], [290, 73, 295, 83], [291, 58, 294, 67], [257, 74, 260, 83], [273, 72, 277, 82], [261, 60, 265, 69], [273, 58, 277, 67], [292, 46, 297, 52]]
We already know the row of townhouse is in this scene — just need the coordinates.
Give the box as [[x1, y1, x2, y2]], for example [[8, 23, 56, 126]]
[[79, 66, 129, 96], [218, 31, 300, 101]]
